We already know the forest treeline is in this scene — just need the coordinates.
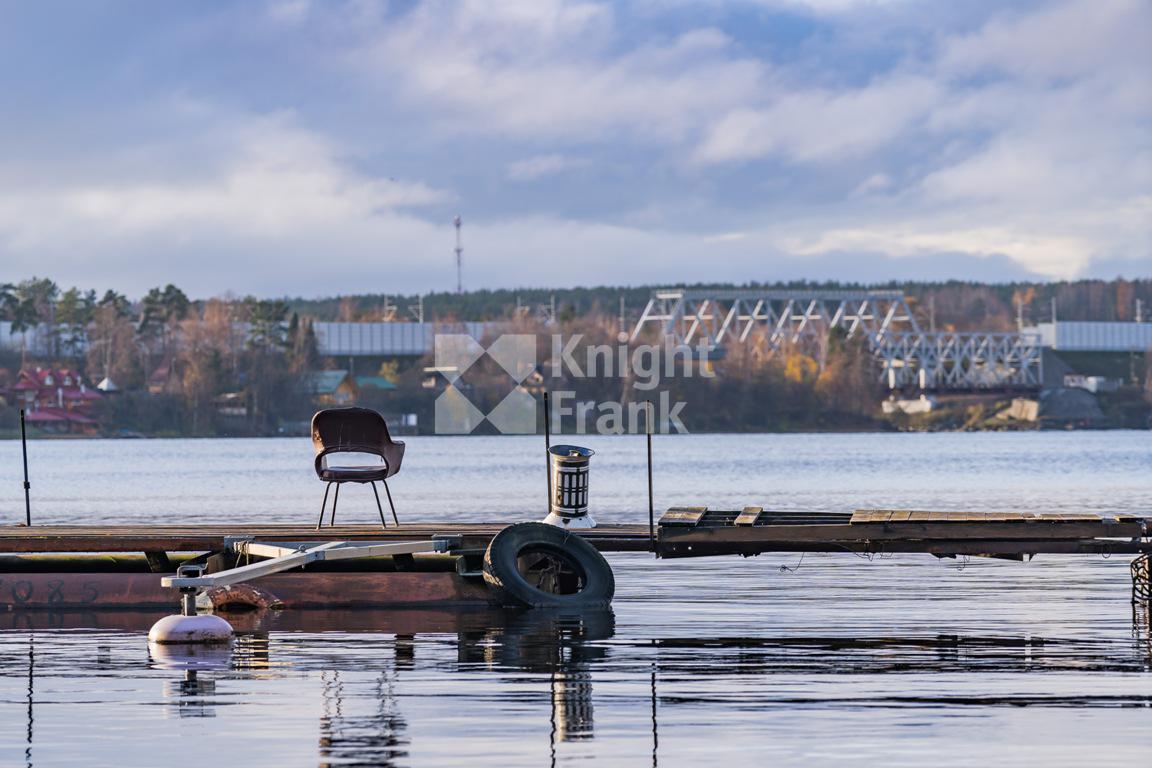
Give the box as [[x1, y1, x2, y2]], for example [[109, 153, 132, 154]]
[[1, 276, 1149, 436], [0, 279, 320, 435], [287, 278, 1152, 330]]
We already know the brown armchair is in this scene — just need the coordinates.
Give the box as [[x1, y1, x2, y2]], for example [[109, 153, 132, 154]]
[[311, 407, 405, 528]]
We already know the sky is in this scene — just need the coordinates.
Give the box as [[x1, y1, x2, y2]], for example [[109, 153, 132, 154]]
[[0, 0, 1149, 299]]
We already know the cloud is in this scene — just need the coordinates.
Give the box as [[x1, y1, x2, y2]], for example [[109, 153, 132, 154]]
[[784, 226, 1096, 280], [0, 108, 455, 294], [0, 0, 1148, 295], [695, 75, 940, 164], [352, 1, 767, 143], [0, 110, 447, 240], [689, 0, 1151, 278], [506, 154, 587, 182], [939, 0, 1149, 80], [266, 0, 312, 25]]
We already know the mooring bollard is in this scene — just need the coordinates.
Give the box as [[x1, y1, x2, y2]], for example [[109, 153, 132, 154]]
[[542, 445, 596, 529]]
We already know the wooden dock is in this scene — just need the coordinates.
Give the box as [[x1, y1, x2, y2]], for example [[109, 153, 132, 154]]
[[0, 523, 653, 554], [656, 508, 1151, 558], [1, 508, 1147, 559]]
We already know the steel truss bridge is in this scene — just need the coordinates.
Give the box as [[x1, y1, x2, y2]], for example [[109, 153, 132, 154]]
[[631, 289, 1042, 391]]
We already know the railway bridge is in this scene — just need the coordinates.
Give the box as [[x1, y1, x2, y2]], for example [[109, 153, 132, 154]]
[[631, 288, 1043, 391]]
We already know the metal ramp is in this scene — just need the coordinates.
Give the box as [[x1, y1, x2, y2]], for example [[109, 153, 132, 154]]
[[163, 537, 454, 590]]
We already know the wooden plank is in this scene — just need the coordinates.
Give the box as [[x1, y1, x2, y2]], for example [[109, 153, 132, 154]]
[[658, 537, 1152, 559], [660, 519, 1146, 545], [0, 523, 655, 554], [734, 507, 764, 526], [659, 507, 708, 527], [851, 510, 1117, 524], [0, 514, 1144, 561]]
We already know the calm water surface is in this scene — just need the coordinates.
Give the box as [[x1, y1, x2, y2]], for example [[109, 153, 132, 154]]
[[1, 432, 1150, 766]]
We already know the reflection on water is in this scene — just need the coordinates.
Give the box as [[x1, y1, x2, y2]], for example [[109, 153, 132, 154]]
[[5, 603, 1150, 767], [1, 432, 1151, 766], [318, 669, 408, 768], [24, 637, 33, 768], [164, 671, 217, 719]]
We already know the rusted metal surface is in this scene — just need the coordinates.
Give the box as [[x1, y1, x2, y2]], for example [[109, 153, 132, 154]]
[[205, 583, 283, 611], [0, 606, 546, 633], [0, 569, 491, 610]]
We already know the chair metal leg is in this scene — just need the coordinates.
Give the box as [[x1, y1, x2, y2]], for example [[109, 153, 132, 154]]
[[382, 478, 399, 526], [371, 482, 387, 529], [331, 483, 340, 527], [317, 482, 332, 530]]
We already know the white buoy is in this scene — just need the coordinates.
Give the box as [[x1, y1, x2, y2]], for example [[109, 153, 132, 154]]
[[148, 587, 233, 645], [148, 613, 234, 645]]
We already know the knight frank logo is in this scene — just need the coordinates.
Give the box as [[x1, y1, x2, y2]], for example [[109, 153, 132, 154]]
[[434, 334, 538, 434], [433, 332, 699, 435]]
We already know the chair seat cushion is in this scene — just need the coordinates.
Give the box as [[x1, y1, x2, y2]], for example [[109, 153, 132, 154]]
[[320, 465, 390, 482]]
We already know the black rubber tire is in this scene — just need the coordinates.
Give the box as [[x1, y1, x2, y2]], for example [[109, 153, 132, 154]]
[[483, 522, 615, 609]]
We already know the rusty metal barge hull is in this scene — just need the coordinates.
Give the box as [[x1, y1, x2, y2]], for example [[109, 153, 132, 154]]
[[0, 509, 1148, 611]]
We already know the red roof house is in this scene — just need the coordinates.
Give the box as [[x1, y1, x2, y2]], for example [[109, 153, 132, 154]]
[[6, 367, 102, 434]]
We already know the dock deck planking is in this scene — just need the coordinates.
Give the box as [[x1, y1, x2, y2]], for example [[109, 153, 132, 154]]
[[1, 508, 1147, 559], [0, 524, 655, 554]]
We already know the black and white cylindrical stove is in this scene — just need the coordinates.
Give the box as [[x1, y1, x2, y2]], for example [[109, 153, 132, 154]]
[[543, 444, 596, 528]]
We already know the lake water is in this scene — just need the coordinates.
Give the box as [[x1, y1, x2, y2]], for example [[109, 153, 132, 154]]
[[1, 432, 1150, 766]]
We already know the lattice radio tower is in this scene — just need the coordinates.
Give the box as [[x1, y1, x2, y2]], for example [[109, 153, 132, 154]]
[[453, 215, 463, 294]]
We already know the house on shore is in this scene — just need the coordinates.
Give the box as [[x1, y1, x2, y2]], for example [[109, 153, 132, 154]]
[[302, 370, 358, 406], [3, 366, 102, 434]]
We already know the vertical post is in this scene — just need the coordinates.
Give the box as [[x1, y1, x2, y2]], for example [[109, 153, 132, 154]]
[[646, 399, 655, 555], [544, 391, 553, 512], [20, 409, 31, 526], [181, 589, 197, 617]]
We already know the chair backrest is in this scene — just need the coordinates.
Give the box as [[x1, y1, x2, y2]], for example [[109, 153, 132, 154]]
[[311, 407, 394, 457]]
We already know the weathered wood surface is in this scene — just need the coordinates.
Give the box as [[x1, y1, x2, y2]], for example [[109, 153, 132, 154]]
[[659, 507, 709, 526], [1, 508, 1146, 559], [851, 509, 1143, 524], [658, 508, 1150, 558], [661, 520, 1146, 543], [657, 537, 1152, 558], [0, 523, 654, 554], [734, 507, 764, 526]]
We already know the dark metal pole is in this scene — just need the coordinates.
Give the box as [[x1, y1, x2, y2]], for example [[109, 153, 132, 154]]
[[544, 391, 553, 513], [19, 409, 31, 526], [646, 399, 655, 555]]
